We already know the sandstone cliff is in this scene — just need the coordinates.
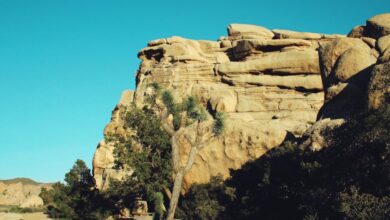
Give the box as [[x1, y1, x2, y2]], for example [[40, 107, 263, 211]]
[[0, 178, 51, 208], [93, 14, 390, 191]]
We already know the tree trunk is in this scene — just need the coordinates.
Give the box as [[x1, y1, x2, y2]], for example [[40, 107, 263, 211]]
[[167, 145, 199, 220], [166, 122, 207, 220], [166, 171, 184, 220]]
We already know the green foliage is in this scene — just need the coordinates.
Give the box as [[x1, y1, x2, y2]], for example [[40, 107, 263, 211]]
[[39, 187, 54, 205], [213, 112, 225, 136], [149, 82, 161, 91], [161, 93, 208, 130], [153, 192, 165, 220], [109, 104, 172, 212], [161, 90, 183, 130], [65, 159, 95, 189], [177, 105, 390, 220], [161, 90, 176, 115], [6, 206, 44, 213], [183, 96, 207, 122], [40, 160, 113, 219], [172, 112, 182, 130], [183, 96, 197, 113], [338, 186, 390, 220], [177, 176, 234, 220]]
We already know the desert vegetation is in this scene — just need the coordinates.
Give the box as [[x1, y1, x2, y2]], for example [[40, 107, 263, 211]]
[[177, 105, 390, 220], [41, 97, 390, 220], [40, 85, 226, 219]]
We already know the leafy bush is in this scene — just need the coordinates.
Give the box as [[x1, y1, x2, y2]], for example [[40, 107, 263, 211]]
[[177, 177, 234, 220], [109, 104, 172, 213], [338, 186, 390, 220], [40, 160, 113, 219], [178, 105, 390, 220], [7, 206, 44, 213], [153, 192, 165, 220], [161, 90, 176, 115], [213, 112, 225, 136]]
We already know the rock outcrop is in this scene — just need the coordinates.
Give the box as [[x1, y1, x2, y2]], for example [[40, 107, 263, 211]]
[[93, 14, 390, 191], [93, 91, 134, 190], [0, 178, 51, 207], [303, 13, 390, 150]]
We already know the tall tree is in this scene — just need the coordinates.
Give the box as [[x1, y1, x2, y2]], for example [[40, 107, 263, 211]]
[[155, 90, 225, 220]]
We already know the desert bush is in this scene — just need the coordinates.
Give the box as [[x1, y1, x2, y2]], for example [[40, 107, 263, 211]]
[[40, 160, 113, 219]]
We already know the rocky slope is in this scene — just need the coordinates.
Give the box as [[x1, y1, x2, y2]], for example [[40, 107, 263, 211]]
[[93, 13, 390, 191], [0, 178, 51, 208]]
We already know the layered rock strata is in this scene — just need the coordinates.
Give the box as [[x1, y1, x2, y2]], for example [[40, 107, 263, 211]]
[[93, 13, 390, 191]]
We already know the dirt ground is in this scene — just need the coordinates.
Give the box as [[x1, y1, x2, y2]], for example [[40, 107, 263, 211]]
[[0, 212, 52, 220]]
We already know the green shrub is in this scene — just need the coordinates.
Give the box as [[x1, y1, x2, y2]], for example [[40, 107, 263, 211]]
[[153, 192, 165, 220], [40, 160, 112, 219], [109, 104, 172, 213], [161, 90, 176, 115], [177, 176, 234, 220], [215, 106, 390, 219], [213, 112, 225, 136]]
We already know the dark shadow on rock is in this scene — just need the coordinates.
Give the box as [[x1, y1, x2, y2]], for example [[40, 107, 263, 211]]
[[317, 65, 374, 120]]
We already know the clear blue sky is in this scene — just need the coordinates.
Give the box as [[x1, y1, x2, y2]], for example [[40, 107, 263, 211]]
[[0, 0, 388, 183]]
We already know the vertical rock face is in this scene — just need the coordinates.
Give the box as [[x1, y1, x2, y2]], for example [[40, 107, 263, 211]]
[[93, 90, 134, 190], [317, 37, 376, 119], [302, 14, 390, 151], [93, 14, 390, 191], [93, 24, 327, 191]]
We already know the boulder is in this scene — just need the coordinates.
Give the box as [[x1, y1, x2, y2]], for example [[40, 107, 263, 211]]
[[273, 29, 322, 39], [366, 13, 390, 39], [318, 37, 375, 119], [376, 35, 390, 63], [228, 24, 274, 40], [218, 50, 320, 75], [362, 37, 376, 48], [333, 47, 376, 82], [300, 118, 345, 151], [232, 38, 312, 59], [368, 61, 390, 110], [319, 38, 372, 79], [348, 25, 365, 38]]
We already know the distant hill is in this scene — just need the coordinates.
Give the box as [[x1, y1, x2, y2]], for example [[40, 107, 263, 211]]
[[0, 178, 52, 208], [0, 178, 42, 185]]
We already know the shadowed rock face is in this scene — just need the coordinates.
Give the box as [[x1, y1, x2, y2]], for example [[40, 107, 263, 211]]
[[303, 13, 390, 151], [93, 14, 390, 191]]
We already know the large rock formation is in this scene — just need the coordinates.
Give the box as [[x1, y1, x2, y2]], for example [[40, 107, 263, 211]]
[[0, 178, 51, 207], [303, 13, 390, 150], [93, 14, 390, 191]]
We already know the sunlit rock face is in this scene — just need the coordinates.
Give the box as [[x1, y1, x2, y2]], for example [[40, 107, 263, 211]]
[[0, 178, 51, 207], [93, 14, 390, 191]]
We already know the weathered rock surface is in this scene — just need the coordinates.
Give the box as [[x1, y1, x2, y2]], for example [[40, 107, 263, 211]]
[[366, 13, 390, 39], [302, 13, 389, 150], [318, 37, 376, 119], [368, 61, 390, 110], [0, 178, 51, 207], [228, 24, 274, 40], [94, 22, 327, 191], [348, 14, 390, 39], [93, 13, 390, 190], [300, 118, 345, 151], [93, 90, 134, 190]]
